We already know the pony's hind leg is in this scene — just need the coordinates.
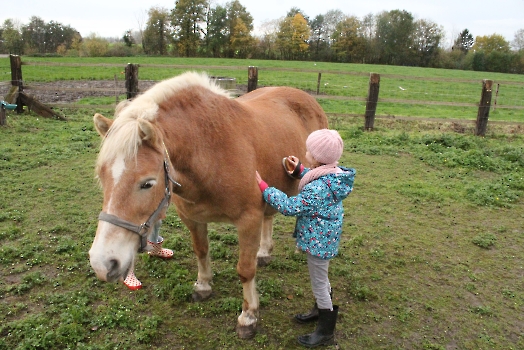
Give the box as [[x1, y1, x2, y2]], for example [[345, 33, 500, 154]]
[[256, 215, 274, 267], [185, 219, 213, 301]]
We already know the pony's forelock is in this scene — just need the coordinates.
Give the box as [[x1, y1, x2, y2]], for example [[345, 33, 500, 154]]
[[96, 117, 142, 172]]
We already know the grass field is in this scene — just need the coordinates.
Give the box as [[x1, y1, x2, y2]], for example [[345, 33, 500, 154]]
[[0, 103, 523, 349], [1, 56, 524, 122]]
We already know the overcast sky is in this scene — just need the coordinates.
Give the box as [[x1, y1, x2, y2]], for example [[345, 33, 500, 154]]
[[3, 0, 523, 47]]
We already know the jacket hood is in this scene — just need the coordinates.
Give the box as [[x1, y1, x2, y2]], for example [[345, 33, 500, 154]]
[[322, 166, 355, 201]]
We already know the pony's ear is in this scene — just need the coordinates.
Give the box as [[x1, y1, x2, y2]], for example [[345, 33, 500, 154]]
[[137, 119, 160, 148], [93, 113, 113, 137]]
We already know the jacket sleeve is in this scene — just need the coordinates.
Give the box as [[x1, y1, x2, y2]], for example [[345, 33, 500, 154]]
[[262, 182, 323, 217], [298, 167, 310, 179]]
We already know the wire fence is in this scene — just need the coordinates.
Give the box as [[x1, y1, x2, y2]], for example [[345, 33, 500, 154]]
[[1, 58, 524, 125]]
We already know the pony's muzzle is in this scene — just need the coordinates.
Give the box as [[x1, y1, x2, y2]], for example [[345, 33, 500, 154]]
[[89, 253, 126, 283]]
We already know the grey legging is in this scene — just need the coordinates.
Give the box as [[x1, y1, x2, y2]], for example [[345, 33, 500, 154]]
[[148, 220, 163, 244], [307, 254, 333, 310]]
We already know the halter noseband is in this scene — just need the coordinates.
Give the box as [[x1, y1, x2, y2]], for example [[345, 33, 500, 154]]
[[97, 148, 181, 252]]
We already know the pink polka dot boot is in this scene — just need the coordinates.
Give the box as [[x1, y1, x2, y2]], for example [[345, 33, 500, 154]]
[[123, 270, 142, 291], [147, 236, 173, 259]]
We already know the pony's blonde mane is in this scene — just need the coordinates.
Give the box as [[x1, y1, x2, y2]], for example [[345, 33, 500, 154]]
[[96, 72, 230, 168]]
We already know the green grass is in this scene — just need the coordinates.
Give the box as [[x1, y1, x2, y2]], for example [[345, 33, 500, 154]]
[[0, 108, 523, 349], [1, 56, 523, 122]]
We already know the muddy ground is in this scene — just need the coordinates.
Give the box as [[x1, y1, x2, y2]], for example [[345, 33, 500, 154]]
[[1, 80, 249, 105], [2, 80, 157, 104]]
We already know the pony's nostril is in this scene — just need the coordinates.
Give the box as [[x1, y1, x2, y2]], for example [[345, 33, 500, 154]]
[[109, 259, 118, 270], [106, 259, 120, 282]]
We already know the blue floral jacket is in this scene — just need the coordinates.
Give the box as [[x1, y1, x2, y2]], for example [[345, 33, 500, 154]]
[[262, 166, 356, 259]]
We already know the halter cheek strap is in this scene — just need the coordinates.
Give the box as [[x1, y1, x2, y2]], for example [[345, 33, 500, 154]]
[[98, 159, 181, 253]]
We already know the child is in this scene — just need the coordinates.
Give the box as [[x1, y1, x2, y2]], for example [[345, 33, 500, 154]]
[[256, 129, 355, 348], [123, 220, 173, 290]]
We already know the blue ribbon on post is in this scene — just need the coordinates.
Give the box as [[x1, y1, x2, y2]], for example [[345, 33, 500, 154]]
[[1, 101, 17, 110]]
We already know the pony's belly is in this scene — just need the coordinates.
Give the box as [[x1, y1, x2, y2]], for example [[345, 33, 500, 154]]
[[173, 200, 234, 224]]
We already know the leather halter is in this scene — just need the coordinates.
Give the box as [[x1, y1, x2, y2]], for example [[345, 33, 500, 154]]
[[97, 147, 181, 252]]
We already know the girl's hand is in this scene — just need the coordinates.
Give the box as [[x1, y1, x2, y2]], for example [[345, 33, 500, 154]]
[[256, 171, 268, 192], [287, 156, 299, 167]]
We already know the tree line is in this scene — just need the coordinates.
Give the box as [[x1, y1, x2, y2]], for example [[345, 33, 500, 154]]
[[1, 1, 524, 74]]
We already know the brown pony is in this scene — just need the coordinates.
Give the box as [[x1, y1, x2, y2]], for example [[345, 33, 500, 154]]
[[89, 71, 328, 338]]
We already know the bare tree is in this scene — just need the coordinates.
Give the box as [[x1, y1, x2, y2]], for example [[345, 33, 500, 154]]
[[512, 28, 524, 51], [135, 9, 148, 46], [323, 9, 344, 46], [256, 18, 281, 59]]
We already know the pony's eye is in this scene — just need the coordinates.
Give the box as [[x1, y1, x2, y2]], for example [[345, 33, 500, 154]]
[[140, 181, 154, 190]]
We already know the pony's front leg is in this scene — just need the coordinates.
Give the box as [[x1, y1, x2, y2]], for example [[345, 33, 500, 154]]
[[237, 274, 259, 339], [235, 216, 263, 339], [256, 215, 274, 267], [186, 220, 213, 301]]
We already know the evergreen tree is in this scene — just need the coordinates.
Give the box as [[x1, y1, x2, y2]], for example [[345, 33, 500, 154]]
[[453, 29, 474, 54]]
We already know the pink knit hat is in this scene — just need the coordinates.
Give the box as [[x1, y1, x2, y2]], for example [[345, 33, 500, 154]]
[[306, 129, 344, 164]]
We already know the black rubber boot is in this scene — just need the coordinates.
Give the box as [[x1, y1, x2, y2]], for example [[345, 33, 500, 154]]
[[297, 305, 338, 348], [295, 302, 319, 323], [295, 290, 333, 324]]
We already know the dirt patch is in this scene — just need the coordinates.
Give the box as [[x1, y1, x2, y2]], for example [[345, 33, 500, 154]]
[[1, 80, 157, 104], [1, 80, 249, 105]]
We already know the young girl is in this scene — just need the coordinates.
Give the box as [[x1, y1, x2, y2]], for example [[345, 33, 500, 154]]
[[256, 129, 355, 348]]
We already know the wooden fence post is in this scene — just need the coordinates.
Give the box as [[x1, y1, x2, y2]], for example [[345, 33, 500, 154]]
[[0, 101, 17, 125], [493, 83, 500, 111], [475, 79, 493, 136], [0, 106, 6, 126], [247, 66, 258, 92], [125, 63, 139, 99], [10, 54, 24, 113], [316, 73, 322, 95], [365, 73, 380, 130], [114, 74, 119, 104], [6, 54, 62, 120]]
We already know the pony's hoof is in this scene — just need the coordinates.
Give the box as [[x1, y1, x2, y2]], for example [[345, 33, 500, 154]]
[[257, 256, 273, 267], [236, 323, 257, 339], [192, 290, 212, 302]]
